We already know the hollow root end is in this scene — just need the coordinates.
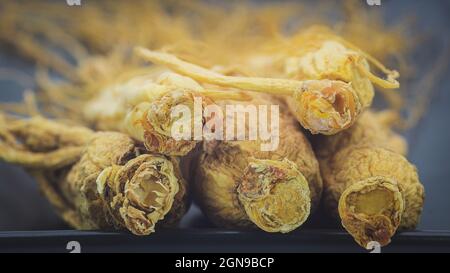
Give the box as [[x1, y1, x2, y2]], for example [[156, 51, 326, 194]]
[[338, 176, 404, 247], [295, 80, 361, 135], [97, 154, 180, 235], [124, 91, 204, 156], [237, 158, 311, 233]]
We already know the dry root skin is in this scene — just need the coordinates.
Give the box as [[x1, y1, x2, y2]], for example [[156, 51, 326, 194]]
[[281, 27, 400, 92], [338, 177, 404, 247], [0, 116, 90, 168], [84, 71, 247, 156], [244, 28, 400, 134], [314, 111, 424, 247], [83, 72, 203, 156], [315, 110, 408, 159], [82, 72, 174, 131], [124, 90, 212, 156], [284, 38, 399, 98], [194, 97, 322, 232], [293, 80, 361, 135], [237, 159, 311, 233], [0, 116, 189, 235], [282, 36, 400, 135], [135, 47, 361, 135], [96, 155, 187, 235]]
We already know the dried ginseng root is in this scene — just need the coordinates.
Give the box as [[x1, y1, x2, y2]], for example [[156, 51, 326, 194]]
[[313, 111, 424, 247], [135, 47, 363, 135], [271, 27, 400, 135], [84, 71, 249, 156], [282, 27, 400, 99], [0, 115, 189, 235], [194, 96, 322, 233], [242, 27, 400, 117]]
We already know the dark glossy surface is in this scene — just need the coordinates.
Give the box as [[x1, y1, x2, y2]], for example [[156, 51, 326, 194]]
[[0, 229, 449, 253]]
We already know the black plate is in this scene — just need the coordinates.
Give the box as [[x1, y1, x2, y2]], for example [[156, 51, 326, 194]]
[[0, 229, 449, 253]]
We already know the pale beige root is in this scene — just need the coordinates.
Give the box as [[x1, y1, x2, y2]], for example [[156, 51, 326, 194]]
[[178, 143, 203, 185], [245, 27, 400, 133], [314, 111, 408, 159], [70, 134, 189, 233], [82, 71, 204, 131], [4, 116, 93, 151], [84, 71, 248, 156], [290, 80, 361, 135], [282, 26, 400, 87], [194, 97, 322, 232], [237, 158, 311, 233], [124, 90, 212, 156], [96, 154, 188, 235], [283, 39, 371, 135], [60, 131, 138, 229], [84, 70, 203, 156], [321, 147, 424, 247], [0, 116, 189, 234], [281, 35, 404, 136], [0, 116, 91, 168], [283, 35, 399, 102], [135, 47, 362, 135], [338, 176, 404, 247], [314, 111, 424, 247], [82, 72, 174, 131]]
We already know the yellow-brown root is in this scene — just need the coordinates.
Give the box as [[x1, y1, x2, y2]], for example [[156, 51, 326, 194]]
[[124, 90, 207, 156], [136, 48, 363, 135], [237, 158, 311, 233], [292, 80, 361, 135], [96, 154, 183, 235], [0, 116, 189, 234], [338, 176, 404, 247]]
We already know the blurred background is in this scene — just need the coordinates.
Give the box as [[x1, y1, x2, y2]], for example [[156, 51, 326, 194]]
[[0, 0, 449, 233]]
